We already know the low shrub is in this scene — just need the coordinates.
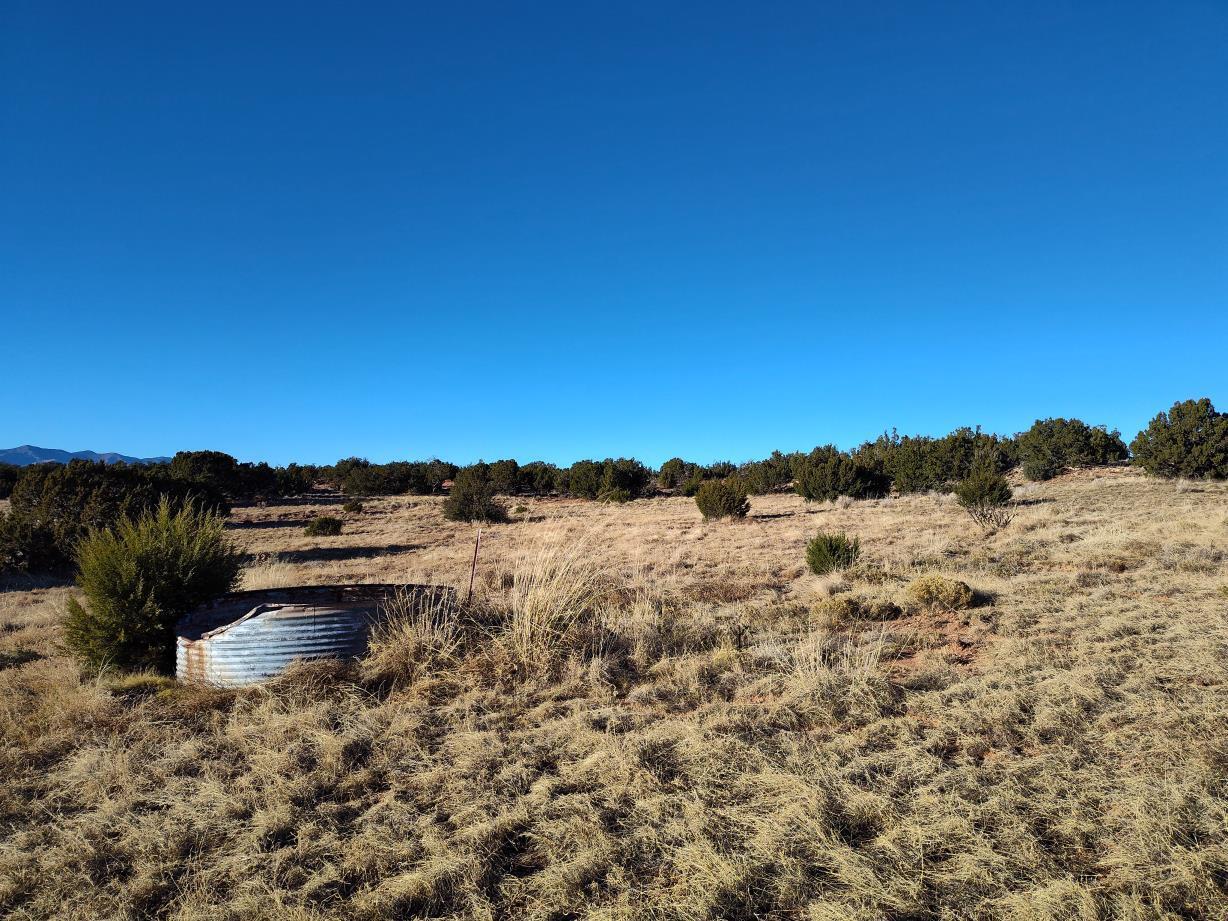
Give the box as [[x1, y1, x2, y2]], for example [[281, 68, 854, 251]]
[[695, 478, 750, 520], [806, 531, 860, 575], [304, 516, 343, 536], [601, 488, 633, 504], [906, 574, 973, 610], [443, 463, 509, 523], [861, 597, 904, 621], [342, 500, 364, 514], [811, 596, 861, 627], [63, 499, 241, 672], [955, 463, 1014, 531]]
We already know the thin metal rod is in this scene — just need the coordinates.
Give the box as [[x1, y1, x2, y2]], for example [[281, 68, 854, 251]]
[[466, 528, 483, 604]]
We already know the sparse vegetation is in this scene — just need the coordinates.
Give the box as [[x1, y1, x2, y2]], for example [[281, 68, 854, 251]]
[[805, 530, 860, 574], [304, 516, 343, 536], [63, 499, 240, 672], [694, 477, 750, 519]]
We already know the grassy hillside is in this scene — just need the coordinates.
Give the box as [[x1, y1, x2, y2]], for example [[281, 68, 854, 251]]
[[2, 469, 1226, 919]]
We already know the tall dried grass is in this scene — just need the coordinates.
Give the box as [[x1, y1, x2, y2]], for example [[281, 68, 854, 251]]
[[362, 587, 466, 687], [498, 527, 606, 670], [239, 554, 300, 590]]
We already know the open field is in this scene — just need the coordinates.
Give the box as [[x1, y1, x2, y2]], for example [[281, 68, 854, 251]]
[[2, 468, 1227, 919]]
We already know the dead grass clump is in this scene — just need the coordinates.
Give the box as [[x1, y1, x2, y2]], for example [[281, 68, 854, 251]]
[[906, 574, 974, 611], [239, 554, 300, 590], [682, 578, 766, 604], [810, 595, 861, 628], [480, 529, 606, 680], [362, 589, 467, 689]]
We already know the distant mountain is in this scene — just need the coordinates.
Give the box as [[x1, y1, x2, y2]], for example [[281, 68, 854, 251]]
[[0, 445, 172, 467]]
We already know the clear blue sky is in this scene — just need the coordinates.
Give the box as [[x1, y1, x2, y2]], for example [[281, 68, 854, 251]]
[[3, 1, 1225, 467]]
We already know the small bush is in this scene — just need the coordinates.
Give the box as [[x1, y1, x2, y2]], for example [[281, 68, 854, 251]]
[[695, 479, 749, 520], [342, 500, 364, 514], [63, 499, 241, 672], [1131, 398, 1228, 479], [907, 574, 973, 610], [443, 463, 509, 523], [955, 463, 1014, 531], [811, 596, 861, 627], [305, 516, 343, 536], [601, 488, 633, 504], [806, 531, 860, 574]]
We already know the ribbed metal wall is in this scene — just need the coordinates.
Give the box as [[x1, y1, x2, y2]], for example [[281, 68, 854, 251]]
[[176, 584, 452, 687]]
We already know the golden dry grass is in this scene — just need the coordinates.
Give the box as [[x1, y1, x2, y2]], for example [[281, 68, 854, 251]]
[[2, 468, 1227, 919]]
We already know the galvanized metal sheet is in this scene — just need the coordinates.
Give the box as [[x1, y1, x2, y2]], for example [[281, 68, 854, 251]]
[[176, 584, 453, 687]]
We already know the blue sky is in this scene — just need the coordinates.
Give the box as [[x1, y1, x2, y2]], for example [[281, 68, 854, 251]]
[[3, 1, 1225, 466]]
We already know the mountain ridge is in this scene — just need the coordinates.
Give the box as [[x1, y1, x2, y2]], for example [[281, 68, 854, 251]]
[[0, 445, 171, 467]]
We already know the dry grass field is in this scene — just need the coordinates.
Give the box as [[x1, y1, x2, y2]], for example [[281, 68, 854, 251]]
[[2, 468, 1227, 919]]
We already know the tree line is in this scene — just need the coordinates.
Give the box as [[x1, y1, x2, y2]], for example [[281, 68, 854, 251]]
[[2, 398, 1226, 571]]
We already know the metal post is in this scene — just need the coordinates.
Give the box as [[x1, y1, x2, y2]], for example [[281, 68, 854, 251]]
[[466, 528, 482, 604]]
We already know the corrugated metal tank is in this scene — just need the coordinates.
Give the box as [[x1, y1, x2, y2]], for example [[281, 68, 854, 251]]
[[176, 584, 453, 687]]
